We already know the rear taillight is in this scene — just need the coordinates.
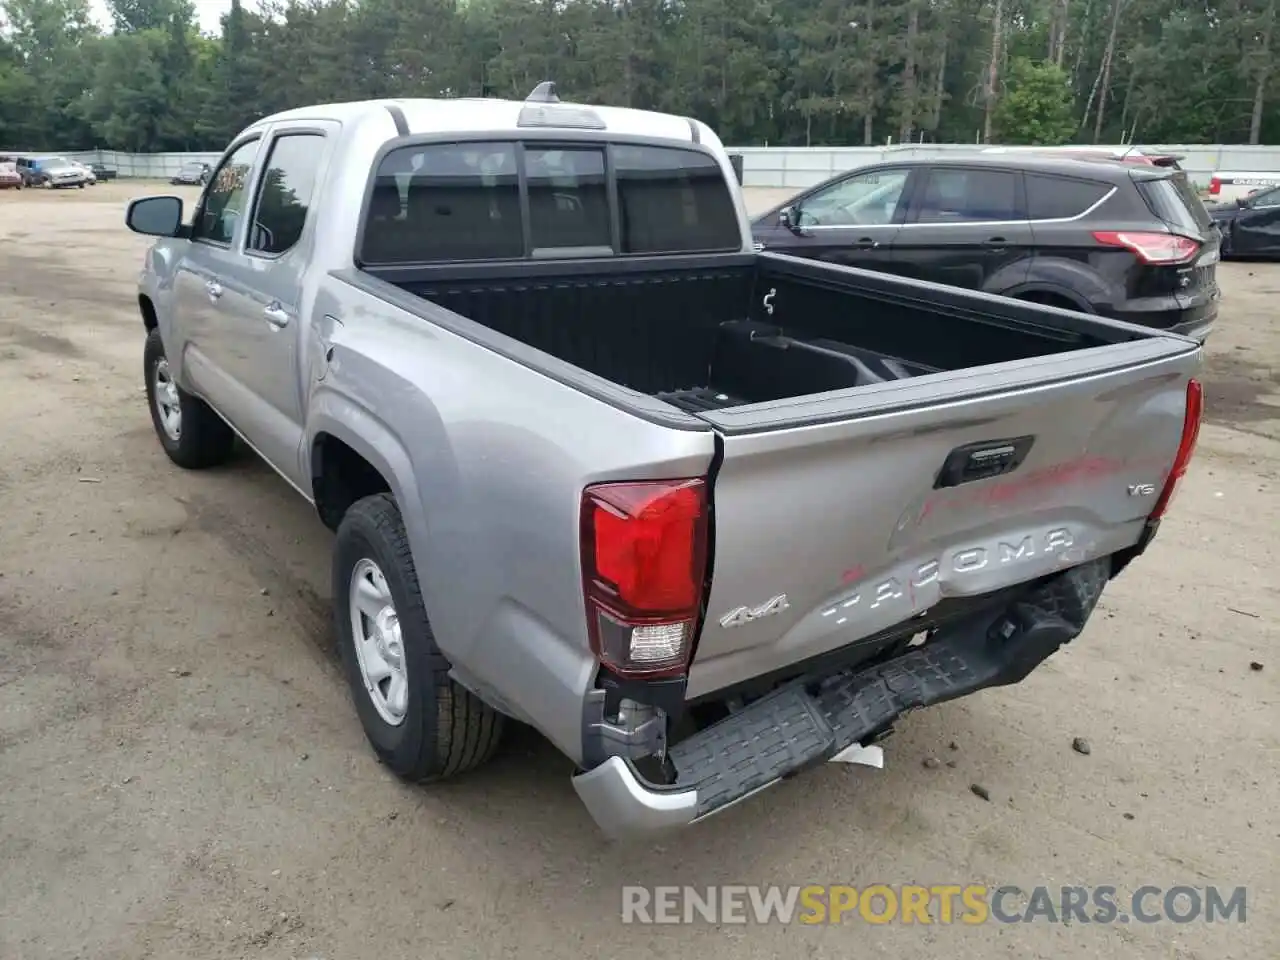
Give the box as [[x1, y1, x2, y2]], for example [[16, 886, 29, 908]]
[[580, 478, 709, 678], [1208, 176, 1221, 195], [1092, 230, 1200, 264], [1150, 379, 1203, 521]]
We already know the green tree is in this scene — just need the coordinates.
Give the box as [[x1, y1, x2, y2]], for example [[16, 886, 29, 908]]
[[993, 57, 1077, 144]]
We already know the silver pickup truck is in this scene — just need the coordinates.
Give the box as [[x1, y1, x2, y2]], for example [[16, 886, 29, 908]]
[[127, 87, 1204, 839]]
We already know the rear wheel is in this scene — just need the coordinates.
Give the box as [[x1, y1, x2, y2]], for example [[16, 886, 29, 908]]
[[1015, 290, 1085, 312], [334, 493, 505, 782], [143, 329, 236, 469]]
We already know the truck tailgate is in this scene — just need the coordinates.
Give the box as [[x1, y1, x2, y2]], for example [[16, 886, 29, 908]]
[[687, 337, 1200, 699]]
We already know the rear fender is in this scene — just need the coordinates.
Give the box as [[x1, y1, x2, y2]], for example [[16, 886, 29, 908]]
[[306, 389, 432, 600], [1001, 281, 1094, 312], [1017, 257, 1112, 308]]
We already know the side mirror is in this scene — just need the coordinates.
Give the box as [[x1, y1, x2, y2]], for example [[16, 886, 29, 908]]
[[126, 196, 184, 237], [1236, 196, 1251, 208], [779, 205, 801, 232]]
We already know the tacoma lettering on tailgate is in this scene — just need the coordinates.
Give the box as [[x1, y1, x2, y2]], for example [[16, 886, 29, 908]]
[[819, 527, 1079, 626]]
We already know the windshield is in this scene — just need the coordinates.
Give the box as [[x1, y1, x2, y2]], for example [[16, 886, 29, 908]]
[[1138, 173, 1213, 233], [44, 157, 70, 167], [181, 163, 204, 172], [1248, 185, 1280, 207]]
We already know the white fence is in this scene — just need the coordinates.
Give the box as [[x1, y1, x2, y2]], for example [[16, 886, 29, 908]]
[[60, 150, 224, 179], [26, 143, 1280, 188], [732, 144, 1280, 190]]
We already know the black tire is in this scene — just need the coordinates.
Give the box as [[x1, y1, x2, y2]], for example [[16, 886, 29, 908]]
[[334, 493, 504, 782], [1219, 226, 1234, 258], [143, 328, 235, 469], [1016, 290, 1085, 313]]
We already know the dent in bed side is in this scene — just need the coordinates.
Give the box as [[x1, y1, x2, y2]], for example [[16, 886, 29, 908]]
[[305, 384, 431, 564], [312, 274, 720, 763]]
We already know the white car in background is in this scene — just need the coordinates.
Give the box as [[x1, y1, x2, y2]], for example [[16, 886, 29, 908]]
[[1206, 171, 1280, 204], [70, 160, 97, 185], [35, 156, 88, 189]]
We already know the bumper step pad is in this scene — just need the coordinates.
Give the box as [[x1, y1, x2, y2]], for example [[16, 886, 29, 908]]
[[668, 558, 1109, 819]]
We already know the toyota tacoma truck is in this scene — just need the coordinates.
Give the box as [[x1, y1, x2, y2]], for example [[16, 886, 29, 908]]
[[126, 86, 1204, 839]]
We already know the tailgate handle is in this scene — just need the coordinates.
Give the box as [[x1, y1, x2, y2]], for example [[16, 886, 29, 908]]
[[935, 436, 1035, 489]]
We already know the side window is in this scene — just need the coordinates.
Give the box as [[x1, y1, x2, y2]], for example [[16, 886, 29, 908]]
[[798, 169, 909, 227], [361, 142, 522, 264], [525, 147, 611, 254], [1250, 186, 1280, 208], [614, 144, 740, 253], [915, 168, 1022, 223], [193, 139, 260, 245], [1025, 174, 1111, 220], [246, 133, 325, 256]]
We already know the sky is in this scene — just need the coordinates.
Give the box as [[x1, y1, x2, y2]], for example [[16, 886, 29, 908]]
[[88, 0, 241, 35]]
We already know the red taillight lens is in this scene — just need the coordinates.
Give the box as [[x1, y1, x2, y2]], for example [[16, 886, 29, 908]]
[[580, 478, 709, 678], [1092, 230, 1200, 264], [1208, 176, 1221, 195], [1150, 379, 1203, 521]]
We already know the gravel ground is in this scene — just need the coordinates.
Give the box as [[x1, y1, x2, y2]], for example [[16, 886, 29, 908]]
[[0, 180, 1276, 960]]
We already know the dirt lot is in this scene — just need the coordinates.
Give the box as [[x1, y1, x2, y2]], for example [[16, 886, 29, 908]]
[[1, 180, 1276, 960]]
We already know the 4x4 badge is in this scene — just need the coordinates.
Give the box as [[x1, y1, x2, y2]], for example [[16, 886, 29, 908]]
[[720, 594, 790, 628]]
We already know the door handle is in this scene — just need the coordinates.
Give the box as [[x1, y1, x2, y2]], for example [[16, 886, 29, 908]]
[[263, 304, 290, 328], [205, 280, 223, 300], [984, 236, 1008, 247], [855, 237, 880, 249]]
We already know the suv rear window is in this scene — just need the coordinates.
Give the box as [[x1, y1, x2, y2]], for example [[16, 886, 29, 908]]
[[914, 168, 1022, 222], [1025, 174, 1112, 220], [360, 141, 740, 265], [1138, 174, 1213, 233]]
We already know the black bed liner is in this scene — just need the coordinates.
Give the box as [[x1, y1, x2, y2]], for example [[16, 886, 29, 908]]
[[653, 319, 940, 414], [369, 251, 1149, 414]]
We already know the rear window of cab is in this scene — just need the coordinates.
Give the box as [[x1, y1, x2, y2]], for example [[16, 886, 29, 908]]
[[358, 141, 742, 265]]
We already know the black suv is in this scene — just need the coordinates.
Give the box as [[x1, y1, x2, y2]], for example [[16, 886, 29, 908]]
[[752, 155, 1220, 341], [1207, 183, 1280, 258]]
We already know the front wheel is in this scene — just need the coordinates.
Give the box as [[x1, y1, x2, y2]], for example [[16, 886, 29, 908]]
[[143, 329, 235, 469], [334, 494, 505, 782]]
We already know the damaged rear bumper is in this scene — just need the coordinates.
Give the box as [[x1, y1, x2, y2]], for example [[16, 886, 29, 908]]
[[572, 558, 1110, 839]]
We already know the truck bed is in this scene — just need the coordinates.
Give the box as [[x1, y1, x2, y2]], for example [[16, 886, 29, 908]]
[[371, 252, 1142, 413]]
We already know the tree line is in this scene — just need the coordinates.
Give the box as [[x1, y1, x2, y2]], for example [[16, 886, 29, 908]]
[[0, 0, 1276, 153]]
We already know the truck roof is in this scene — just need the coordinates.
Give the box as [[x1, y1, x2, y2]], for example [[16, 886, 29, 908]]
[[253, 95, 718, 150]]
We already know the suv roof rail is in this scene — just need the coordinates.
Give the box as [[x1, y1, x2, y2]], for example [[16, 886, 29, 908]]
[[526, 81, 560, 103]]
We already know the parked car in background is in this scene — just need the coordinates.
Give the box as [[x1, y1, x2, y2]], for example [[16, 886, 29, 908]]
[[0, 155, 43, 186], [752, 154, 1220, 341], [170, 161, 211, 185], [0, 161, 22, 190], [32, 156, 87, 189], [19, 158, 43, 186], [1206, 171, 1280, 204], [90, 163, 117, 181], [1208, 183, 1280, 257], [70, 160, 97, 184]]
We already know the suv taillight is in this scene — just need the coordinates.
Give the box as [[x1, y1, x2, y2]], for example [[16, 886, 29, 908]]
[[580, 478, 709, 678], [1092, 230, 1199, 264], [1208, 176, 1221, 195], [1150, 379, 1203, 521]]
